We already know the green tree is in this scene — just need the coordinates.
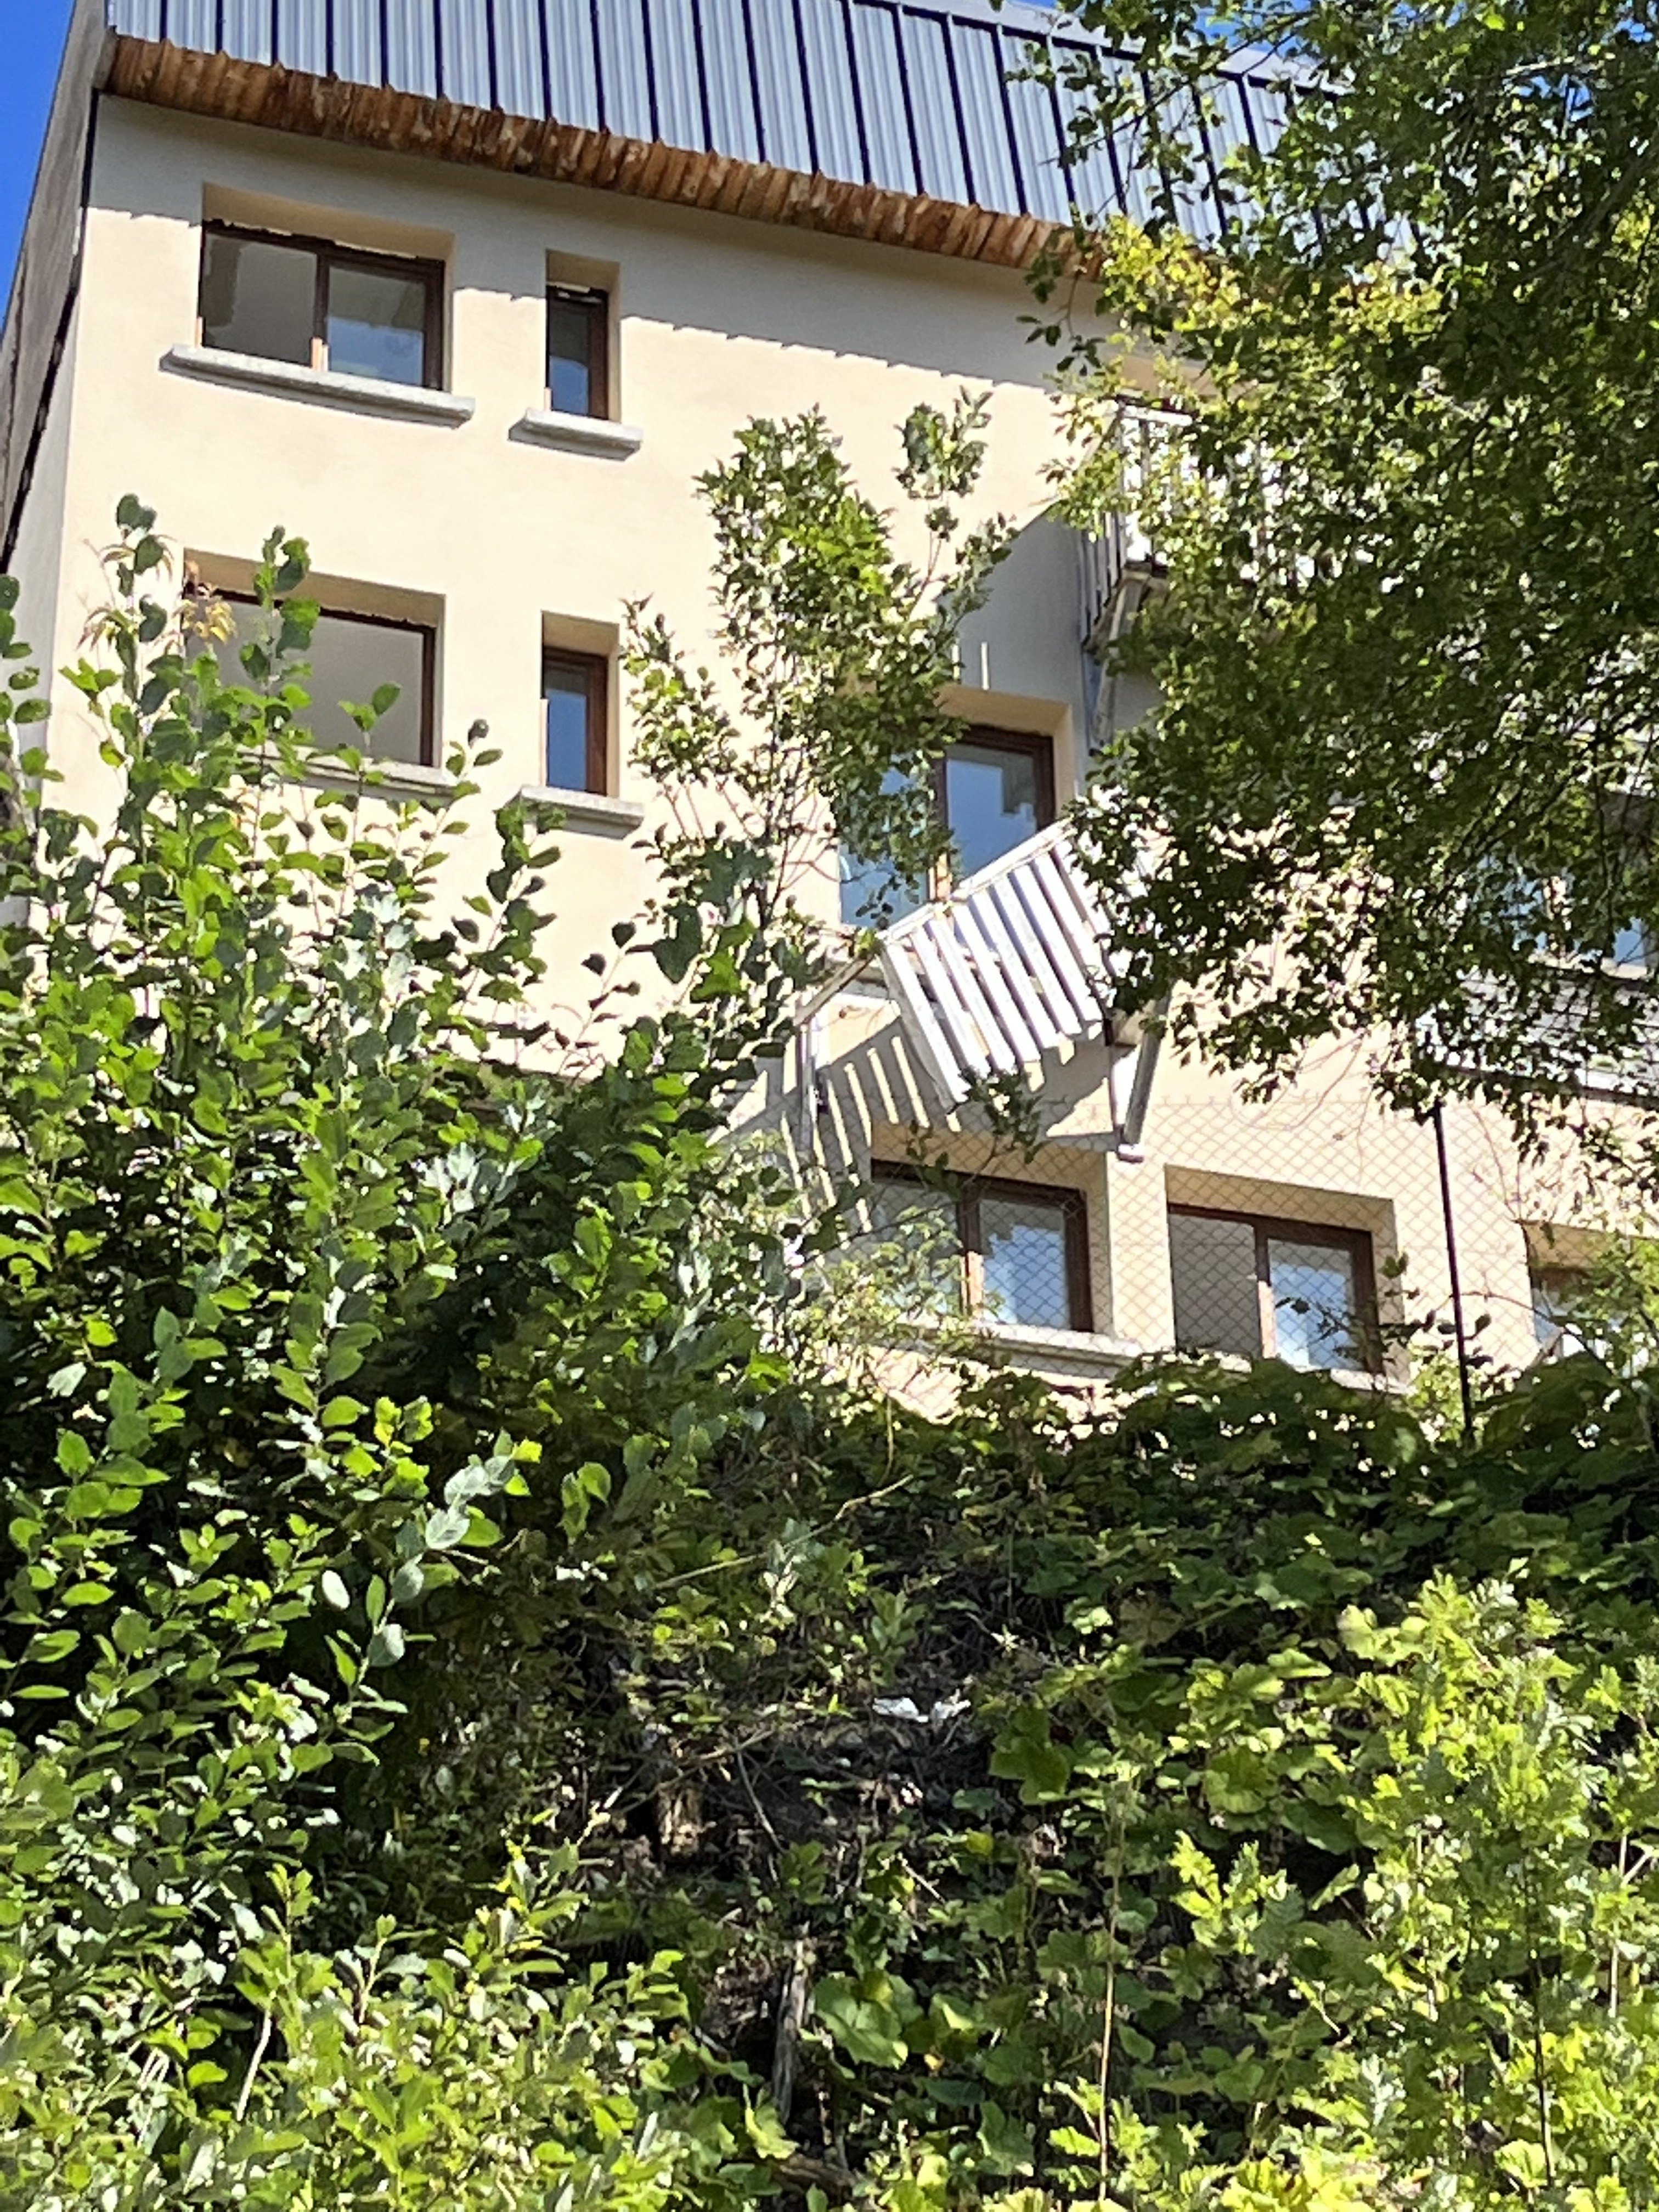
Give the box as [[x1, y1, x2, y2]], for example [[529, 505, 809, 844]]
[[1036, 0, 1659, 1120]]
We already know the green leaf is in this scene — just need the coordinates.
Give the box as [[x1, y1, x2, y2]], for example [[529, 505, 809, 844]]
[[812, 1973, 916, 2068]]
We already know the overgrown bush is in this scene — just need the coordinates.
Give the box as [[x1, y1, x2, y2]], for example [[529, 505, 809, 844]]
[[3, 466, 1659, 2210]]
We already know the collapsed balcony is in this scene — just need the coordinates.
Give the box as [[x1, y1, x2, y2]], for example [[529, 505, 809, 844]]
[[876, 820, 1158, 1154]]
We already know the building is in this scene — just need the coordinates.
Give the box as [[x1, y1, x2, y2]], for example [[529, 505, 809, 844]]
[[1, 0, 1635, 1402]]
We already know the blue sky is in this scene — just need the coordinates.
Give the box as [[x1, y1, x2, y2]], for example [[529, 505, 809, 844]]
[[2, 0, 76, 306]]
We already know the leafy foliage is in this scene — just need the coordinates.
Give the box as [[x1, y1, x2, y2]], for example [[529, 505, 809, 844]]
[[1039, 0, 1659, 1118], [4, 456, 1659, 2207]]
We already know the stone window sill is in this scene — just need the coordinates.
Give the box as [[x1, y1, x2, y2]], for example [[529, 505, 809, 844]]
[[516, 783, 646, 833], [513, 408, 644, 459], [164, 345, 476, 425], [977, 1319, 1143, 1375], [301, 755, 455, 803]]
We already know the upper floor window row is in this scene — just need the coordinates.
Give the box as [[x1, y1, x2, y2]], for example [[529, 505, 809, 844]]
[[195, 225, 617, 423]]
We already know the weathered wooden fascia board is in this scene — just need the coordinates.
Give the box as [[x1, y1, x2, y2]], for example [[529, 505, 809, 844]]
[[103, 36, 1060, 272]]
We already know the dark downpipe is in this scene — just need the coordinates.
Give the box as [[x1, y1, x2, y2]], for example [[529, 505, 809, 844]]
[[1432, 1101, 1476, 1440]]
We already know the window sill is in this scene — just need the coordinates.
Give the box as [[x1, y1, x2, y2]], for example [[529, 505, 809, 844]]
[[512, 408, 643, 459], [301, 755, 455, 803], [164, 345, 476, 425], [516, 783, 646, 834], [977, 1319, 1143, 1375]]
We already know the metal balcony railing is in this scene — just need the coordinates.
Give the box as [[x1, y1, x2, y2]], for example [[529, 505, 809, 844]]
[[876, 821, 1159, 1148], [1079, 402, 1186, 652]]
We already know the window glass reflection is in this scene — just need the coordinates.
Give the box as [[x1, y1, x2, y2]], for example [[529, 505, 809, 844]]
[[548, 295, 601, 416], [201, 233, 315, 365], [217, 603, 427, 764], [326, 264, 428, 386], [944, 741, 1042, 878], [1267, 1238, 1360, 1370], [978, 1193, 1074, 1330], [544, 661, 596, 791]]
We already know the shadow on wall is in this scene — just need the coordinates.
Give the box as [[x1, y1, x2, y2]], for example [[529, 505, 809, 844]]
[[94, 108, 1070, 391]]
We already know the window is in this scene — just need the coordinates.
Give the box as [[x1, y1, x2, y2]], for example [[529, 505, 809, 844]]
[[1532, 1265, 1594, 1359], [546, 285, 608, 418], [839, 728, 1056, 925], [542, 650, 608, 793], [216, 598, 435, 766], [871, 1165, 1093, 1333], [199, 224, 443, 389], [1169, 1206, 1380, 1372], [940, 730, 1056, 881]]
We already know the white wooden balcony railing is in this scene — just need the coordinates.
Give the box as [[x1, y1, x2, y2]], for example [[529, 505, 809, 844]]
[[1079, 402, 1185, 652], [876, 821, 1158, 1149]]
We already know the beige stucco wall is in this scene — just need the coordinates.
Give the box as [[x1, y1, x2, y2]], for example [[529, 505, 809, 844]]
[[26, 100, 1077, 961], [9, 93, 1637, 1395]]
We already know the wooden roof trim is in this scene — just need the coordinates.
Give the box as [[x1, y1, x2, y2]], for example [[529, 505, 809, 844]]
[[103, 35, 1058, 271]]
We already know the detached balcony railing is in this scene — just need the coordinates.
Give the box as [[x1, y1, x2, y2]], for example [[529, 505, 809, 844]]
[[1079, 401, 1185, 652], [877, 821, 1157, 1149]]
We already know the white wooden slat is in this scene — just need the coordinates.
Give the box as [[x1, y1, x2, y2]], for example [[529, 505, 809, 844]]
[[911, 927, 995, 1080], [879, 940, 970, 1106], [969, 886, 1066, 1054], [1039, 840, 1112, 973], [1011, 855, 1102, 1028], [1053, 844, 1132, 990], [874, 822, 1135, 1112], [928, 918, 1022, 1076], [1043, 848, 1116, 1000], [952, 899, 1043, 1066], [984, 872, 1079, 1043]]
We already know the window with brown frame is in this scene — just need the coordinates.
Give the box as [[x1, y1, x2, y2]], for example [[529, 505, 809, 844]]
[[215, 596, 436, 767], [546, 285, 610, 419], [199, 222, 444, 390], [871, 1164, 1093, 1334], [542, 649, 608, 794], [1168, 1205, 1381, 1373], [840, 726, 1057, 924]]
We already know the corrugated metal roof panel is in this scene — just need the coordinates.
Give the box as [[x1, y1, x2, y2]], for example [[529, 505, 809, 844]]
[[748, 3, 817, 174], [949, 20, 1018, 211], [899, 8, 969, 206], [164, 0, 220, 47], [596, 0, 655, 143], [273, 1, 325, 75], [848, 4, 919, 197], [648, 0, 710, 151], [699, 0, 763, 166], [544, 0, 601, 133], [439, 0, 495, 109], [383, 0, 438, 98], [492, 0, 546, 119], [332, 0, 383, 83], [798, 2, 866, 185], [107, 0, 1283, 240], [223, 0, 275, 67]]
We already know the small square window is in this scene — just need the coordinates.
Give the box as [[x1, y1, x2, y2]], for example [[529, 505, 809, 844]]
[[941, 730, 1056, 882], [215, 596, 436, 766], [546, 286, 609, 419], [199, 224, 443, 389], [1169, 1205, 1380, 1373], [542, 650, 608, 794], [838, 728, 1056, 926]]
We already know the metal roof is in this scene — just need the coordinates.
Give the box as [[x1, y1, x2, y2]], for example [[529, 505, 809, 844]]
[[102, 0, 1284, 236]]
